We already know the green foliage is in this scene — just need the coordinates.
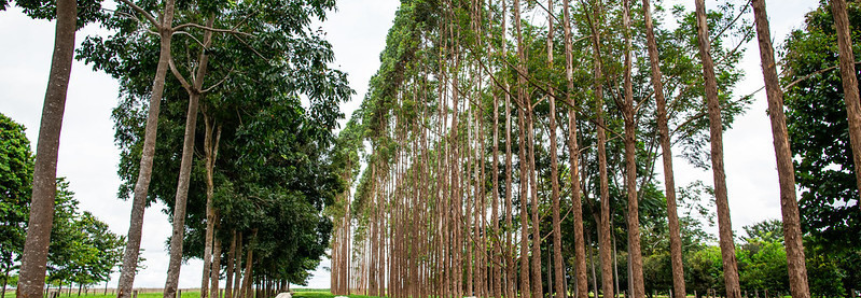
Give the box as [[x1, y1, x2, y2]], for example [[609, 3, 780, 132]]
[[76, 0, 351, 285], [0, 0, 105, 28], [0, 113, 32, 279], [782, 0, 861, 250], [781, 0, 861, 292], [47, 179, 126, 288]]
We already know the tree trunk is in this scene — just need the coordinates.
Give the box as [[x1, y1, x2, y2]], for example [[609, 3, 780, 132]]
[[512, 1, 532, 297], [584, 0, 616, 296], [588, 235, 598, 298], [163, 17, 215, 298], [226, 231, 236, 298], [694, 1, 742, 298], [233, 232, 243, 298], [622, 1, 645, 297], [527, 99, 543, 298], [563, 0, 589, 296], [2, 268, 9, 298], [546, 1, 565, 297], [830, 0, 861, 209], [751, 1, 811, 298], [201, 112, 223, 298], [162, 91, 202, 298], [501, 1, 516, 297], [16, 1, 76, 298], [240, 231, 256, 298], [116, 2, 176, 298], [77, 283, 82, 296], [640, 0, 686, 297], [210, 230, 223, 298], [613, 235, 619, 298]]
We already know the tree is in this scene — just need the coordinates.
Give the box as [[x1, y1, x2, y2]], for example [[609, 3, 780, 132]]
[[0, 0, 103, 296], [782, 0, 861, 292], [829, 0, 861, 208], [76, 0, 179, 295], [640, 0, 686, 295], [43, 179, 125, 295], [693, 0, 742, 297], [0, 113, 33, 298], [749, 1, 810, 297]]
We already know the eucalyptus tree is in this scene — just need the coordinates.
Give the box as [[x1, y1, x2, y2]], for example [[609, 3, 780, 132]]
[[561, 0, 589, 296], [640, 0, 686, 295], [750, 1, 810, 297], [829, 0, 861, 207], [694, 0, 742, 297]]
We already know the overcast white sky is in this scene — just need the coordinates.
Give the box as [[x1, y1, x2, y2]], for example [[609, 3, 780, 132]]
[[0, 0, 819, 291]]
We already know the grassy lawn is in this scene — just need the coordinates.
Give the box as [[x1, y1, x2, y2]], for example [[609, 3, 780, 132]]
[[292, 290, 380, 298], [2, 290, 202, 298]]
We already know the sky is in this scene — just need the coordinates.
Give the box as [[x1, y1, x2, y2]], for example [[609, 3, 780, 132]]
[[0, 0, 821, 291]]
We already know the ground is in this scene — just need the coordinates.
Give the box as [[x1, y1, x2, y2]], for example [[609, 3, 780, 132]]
[[0, 289, 380, 298]]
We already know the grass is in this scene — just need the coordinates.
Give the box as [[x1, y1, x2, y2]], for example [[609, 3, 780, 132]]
[[2, 290, 203, 298], [292, 290, 380, 298]]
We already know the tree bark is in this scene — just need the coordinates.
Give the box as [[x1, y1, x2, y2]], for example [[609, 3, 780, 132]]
[[16, 1, 76, 298], [210, 225, 223, 298], [2, 268, 8, 298], [588, 234, 598, 298], [694, 1, 742, 297], [583, 1, 616, 297], [563, 0, 589, 296], [527, 98, 543, 298], [512, 1, 532, 297], [546, 2, 565, 298], [163, 16, 216, 298], [225, 231, 236, 298], [240, 231, 256, 298], [830, 0, 861, 209], [501, 1, 516, 297], [201, 112, 223, 298], [622, 1, 645, 297], [640, 0, 686, 297], [751, 1, 811, 298], [233, 232, 243, 298], [117, 0, 176, 296]]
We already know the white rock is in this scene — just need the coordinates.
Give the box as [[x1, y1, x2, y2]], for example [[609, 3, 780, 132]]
[[275, 293, 292, 298], [335, 296, 349, 298]]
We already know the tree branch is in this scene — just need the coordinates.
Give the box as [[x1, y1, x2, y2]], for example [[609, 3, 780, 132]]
[[202, 69, 235, 94], [115, 0, 159, 28], [172, 23, 253, 37], [168, 56, 192, 92]]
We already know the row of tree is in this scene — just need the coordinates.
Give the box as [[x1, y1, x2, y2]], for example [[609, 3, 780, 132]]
[[2, 0, 354, 297], [329, 0, 860, 298], [1, 113, 127, 298]]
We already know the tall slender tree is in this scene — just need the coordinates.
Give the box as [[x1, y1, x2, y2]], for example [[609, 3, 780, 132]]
[[640, 0, 686, 296], [621, 0, 645, 297], [107, 1, 178, 296], [829, 0, 861, 208], [15, 1, 77, 298], [750, 1, 810, 297], [694, 1, 742, 297], [563, 0, 589, 297]]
